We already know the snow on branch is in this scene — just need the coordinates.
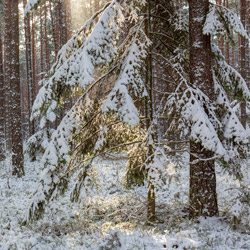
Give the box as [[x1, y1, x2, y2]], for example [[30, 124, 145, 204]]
[[32, 0, 124, 123], [165, 47, 250, 161], [212, 44, 250, 101], [102, 28, 150, 127], [203, 4, 249, 40], [25, 0, 42, 16], [27, 96, 88, 221]]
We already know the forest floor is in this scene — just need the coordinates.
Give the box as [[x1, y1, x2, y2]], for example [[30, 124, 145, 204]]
[[1, 153, 250, 249]]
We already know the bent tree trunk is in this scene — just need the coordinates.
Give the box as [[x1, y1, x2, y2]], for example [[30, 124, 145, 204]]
[[189, 0, 219, 218]]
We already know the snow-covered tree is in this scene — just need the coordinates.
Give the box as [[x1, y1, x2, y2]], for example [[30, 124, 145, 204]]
[[166, 1, 250, 218], [26, 0, 250, 223]]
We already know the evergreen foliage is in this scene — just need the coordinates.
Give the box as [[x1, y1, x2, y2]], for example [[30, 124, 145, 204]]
[[26, 0, 250, 223]]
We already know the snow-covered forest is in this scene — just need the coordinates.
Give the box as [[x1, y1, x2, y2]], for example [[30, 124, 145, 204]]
[[1, 0, 250, 249]]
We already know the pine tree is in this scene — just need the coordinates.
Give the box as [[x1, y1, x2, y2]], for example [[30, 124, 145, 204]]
[[5, 0, 24, 176], [189, 0, 219, 218], [24, 0, 250, 222]]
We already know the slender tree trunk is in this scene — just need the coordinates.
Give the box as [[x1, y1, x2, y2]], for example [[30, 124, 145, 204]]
[[49, 0, 58, 59], [23, 0, 35, 137], [55, 1, 60, 54], [189, 0, 218, 218], [145, 0, 155, 222], [246, 0, 250, 87], [4, 0, 12, 152], [0, 29, 5, 160], [32, 12, 37, 96], [44, 0, 50, 75], [65, 0, 72, 40], [58, 0, 68, 47], [6, 0, 24, 176], [226, 0, 230, 64], [240, 0, 247, 128], [40, 5, 44, 79]]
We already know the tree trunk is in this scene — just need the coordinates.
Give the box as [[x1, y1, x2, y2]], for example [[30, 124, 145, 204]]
[[44, 0, 50, 75], [145, 0, 155, 222], [4, 0, 12, 152], [0, 29, 5, 160], [23, 0, 35, 137], [32, 12, 37, 96], [6, 0, 24, 176], [189, 0, 218, 218], [240, 0, 247, 128], [65, 0, 72, 41], [225, 0, 230, 64], [40, 5, 44, 79]]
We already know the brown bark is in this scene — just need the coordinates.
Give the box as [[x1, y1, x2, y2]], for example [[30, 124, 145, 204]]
[[49, 0, 59, 58], [23, 0, 35, 137], [65, 0, 72, 40], [4, 0, 12, 152], [55, 1, 60, 52], [247, 1, 250, 86], [145, 1, 155, 222], [240, 0, 247, 128], [32, 12, 37, 96], [58, 0, 68, 47], [44, 0, 50, 75], [40, 5, 44, 79], [5, 0, 24, 176], [225, 0, 230, 64], [189, 0, 219, 218], [0, 29, 5, 160]]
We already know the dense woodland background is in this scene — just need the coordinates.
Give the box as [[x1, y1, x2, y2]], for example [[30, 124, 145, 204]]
[[1, 0, 250, 249]]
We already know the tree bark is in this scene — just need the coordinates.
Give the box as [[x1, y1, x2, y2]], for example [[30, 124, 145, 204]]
[[4, 0, 12, 152], [5, 0, 24, 176], [240, 0, 247, 128], [44, 0, 50, 75], [23, 0, 35, 137], [32, 12, 37, 96], [40, 5, 44, 79], [49, 0, 59, 58], [145, 0, 155, 222], [0, 28, 5, 160], [189, 0, 218, 218], [225, 0, 230, 64]]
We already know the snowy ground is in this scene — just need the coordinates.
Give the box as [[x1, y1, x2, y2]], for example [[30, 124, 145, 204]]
[[1, 154, 250, 249]]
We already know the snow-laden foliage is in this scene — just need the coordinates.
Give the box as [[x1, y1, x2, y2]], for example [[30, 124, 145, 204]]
[[27, 0, 250, 224], [32, 0, 124, 125], [25, 128, 54, 159], [102, 29, 150, 126], [166, 49, 249, 162], [203, 4, 249, 40], [24, 0, 41, 16], [28, 97, 89, 220], [29, 0, 150, 221], [212, 44, 250, 101], [165, 4, 250, 163]]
